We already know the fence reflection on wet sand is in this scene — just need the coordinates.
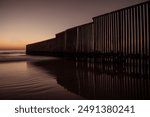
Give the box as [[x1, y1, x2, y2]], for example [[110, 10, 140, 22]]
[[31, 57, 150, 100]]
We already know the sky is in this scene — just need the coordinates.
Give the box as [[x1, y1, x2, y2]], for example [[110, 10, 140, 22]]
[[0, 0, 147, 50]]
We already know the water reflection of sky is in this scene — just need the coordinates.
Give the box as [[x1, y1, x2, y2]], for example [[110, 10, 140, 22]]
[[0, 55, 83, 100]]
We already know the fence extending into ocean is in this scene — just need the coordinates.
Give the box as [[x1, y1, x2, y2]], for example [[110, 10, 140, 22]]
[[26, 1, 150, 59]]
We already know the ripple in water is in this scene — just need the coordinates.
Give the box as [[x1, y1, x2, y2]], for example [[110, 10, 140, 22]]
[[0, 51, 83, 99]]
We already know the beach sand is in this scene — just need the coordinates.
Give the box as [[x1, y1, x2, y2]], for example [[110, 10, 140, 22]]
[[0, 50, 150, 100]]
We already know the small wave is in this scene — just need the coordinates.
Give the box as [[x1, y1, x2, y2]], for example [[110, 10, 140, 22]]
[[0, 53, 58, 63], [0, 50, 25, 54]]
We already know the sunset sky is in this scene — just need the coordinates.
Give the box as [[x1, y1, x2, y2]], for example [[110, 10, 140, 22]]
[[0, 0, 146, 50]]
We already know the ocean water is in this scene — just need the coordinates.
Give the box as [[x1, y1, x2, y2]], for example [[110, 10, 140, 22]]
[[0, 50, 150, 100], [0, 50, 83, 99]]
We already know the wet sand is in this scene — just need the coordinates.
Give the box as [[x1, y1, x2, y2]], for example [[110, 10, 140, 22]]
[[0, 52, 83, 99], [0, 51, 150, 99]]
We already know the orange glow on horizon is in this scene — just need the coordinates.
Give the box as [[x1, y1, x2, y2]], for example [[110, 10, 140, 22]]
[[0, 39, 28, 50], [0, 32, 53, 50], [0, 44, 25, 50]]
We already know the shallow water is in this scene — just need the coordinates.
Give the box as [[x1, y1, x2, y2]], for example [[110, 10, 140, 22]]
[[0, 51, 83, 99], [0, 51, 150, 99]]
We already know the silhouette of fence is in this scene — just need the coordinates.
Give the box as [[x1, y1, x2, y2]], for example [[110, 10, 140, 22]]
[[26, 1, 150, 59]]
